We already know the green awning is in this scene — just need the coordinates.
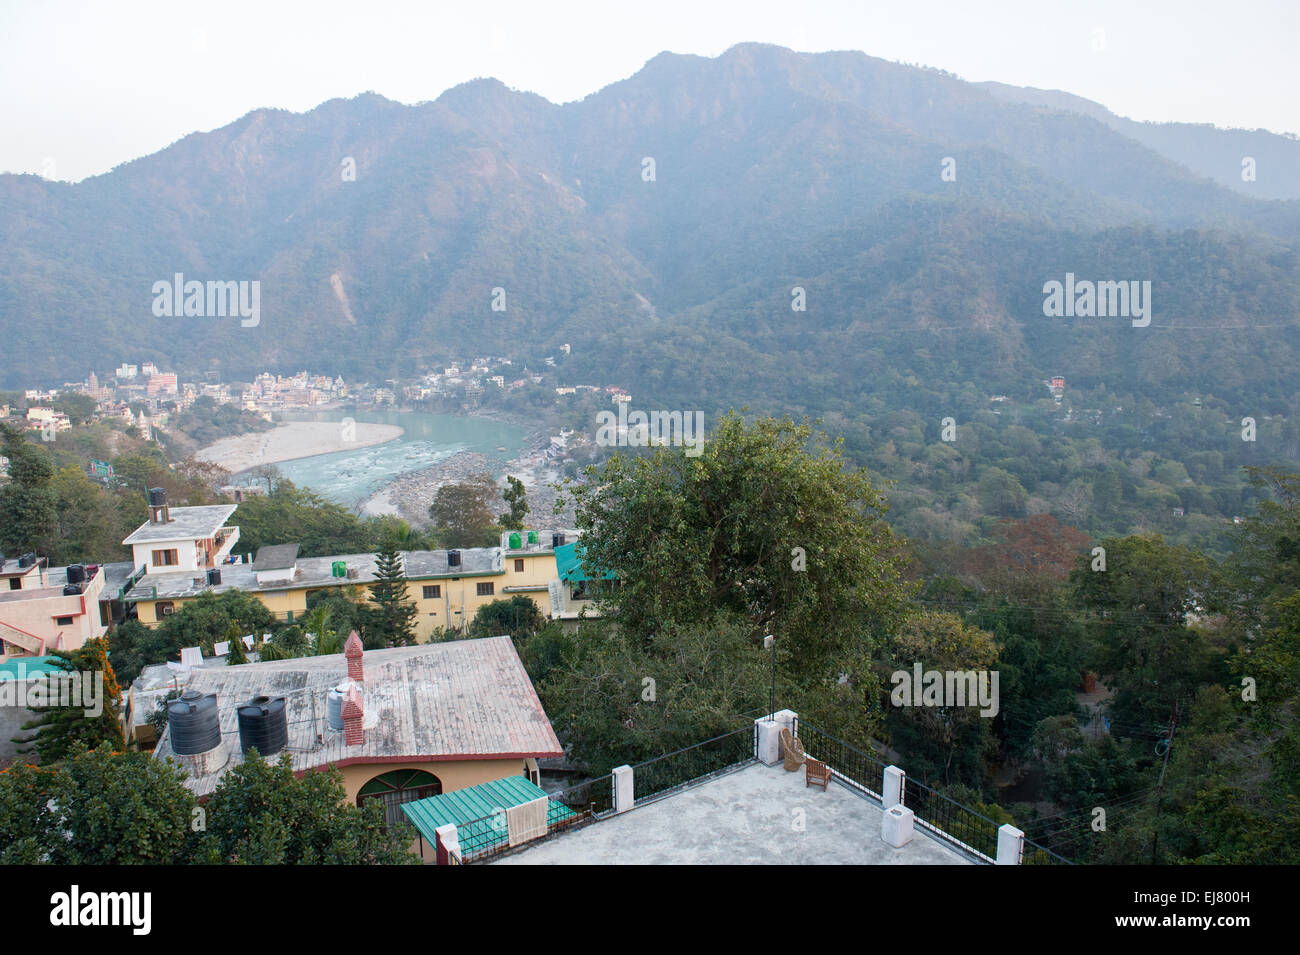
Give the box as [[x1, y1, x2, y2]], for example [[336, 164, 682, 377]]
[[553, 541, 616, 583], [401, 776, 576, 856]]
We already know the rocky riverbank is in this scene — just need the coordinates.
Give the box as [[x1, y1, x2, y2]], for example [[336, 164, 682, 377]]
[[359, 443, 578, 530]]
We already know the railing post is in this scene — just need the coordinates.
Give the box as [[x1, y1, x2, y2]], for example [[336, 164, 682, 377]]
[[996, 824, 1024, 865], [882, 765, 905, 809], [612, 764, 634, 813], [434, 823, 461, 865], [753, 709, 796, 765]]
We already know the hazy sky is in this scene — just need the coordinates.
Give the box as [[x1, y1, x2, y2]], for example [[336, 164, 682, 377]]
[[3, 0, 1296, 182]]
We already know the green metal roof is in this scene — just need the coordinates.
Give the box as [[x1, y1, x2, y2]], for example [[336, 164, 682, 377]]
[[401, 776, 576, 853], [553, 541, 616, 583]]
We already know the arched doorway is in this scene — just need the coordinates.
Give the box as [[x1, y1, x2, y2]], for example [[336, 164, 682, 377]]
[[357, 769, 442, 828]]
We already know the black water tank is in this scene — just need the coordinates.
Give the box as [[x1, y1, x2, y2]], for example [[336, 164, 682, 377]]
[[148, 487, 167, 506], [63, 583, 82, 596], [167, 690, 222, 755], [66, 564, 86, 584], [207, 568, 221, 586], [236, 696, 288, 756], [18, 553, 35, 568], [447, 549, 460, 567]]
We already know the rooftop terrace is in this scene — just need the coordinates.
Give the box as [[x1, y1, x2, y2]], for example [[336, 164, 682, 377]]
[[495, 761, 970, 865], [412, 713, 1070, 866]]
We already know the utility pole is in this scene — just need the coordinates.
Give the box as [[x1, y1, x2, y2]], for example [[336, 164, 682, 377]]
[[1151, 703, 1180, 865]]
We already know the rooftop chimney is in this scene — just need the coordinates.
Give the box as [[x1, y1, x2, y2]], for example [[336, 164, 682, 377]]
[[342, 685, 364, 746], [344, 630, 364, 681]]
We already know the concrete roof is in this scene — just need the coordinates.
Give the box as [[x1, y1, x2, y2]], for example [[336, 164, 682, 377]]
[[98, 561, 138, 598], [253, 543, 300, 572], [153, 636, 562, 796], [128, 548, 505, 601], [122, 504, 238, 545], [499, 529, 581, 555], [493, 762, 972, 865], [0, 558, 41, 578]]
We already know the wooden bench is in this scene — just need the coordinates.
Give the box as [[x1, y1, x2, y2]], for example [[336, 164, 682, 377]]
[[806, 758, 831, 791]]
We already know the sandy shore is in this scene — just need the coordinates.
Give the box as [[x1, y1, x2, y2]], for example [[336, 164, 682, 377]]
[[196, 421, 404, 473]]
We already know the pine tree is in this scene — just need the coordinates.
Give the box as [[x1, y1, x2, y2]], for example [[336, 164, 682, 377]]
[[225, 623, 249, 665], [368, 547, 417, 647]]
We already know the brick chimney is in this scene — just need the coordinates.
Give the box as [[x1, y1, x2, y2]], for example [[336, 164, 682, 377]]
[[342, 685, 364, 746], [344, 630, 364, 681]]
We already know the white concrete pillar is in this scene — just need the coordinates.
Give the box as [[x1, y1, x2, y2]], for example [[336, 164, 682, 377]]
[[754, 708, 797, 764], [612, 764, 634, 813], [882, 765, 905, 808], [996, 824, 1024, 865], [881, 804, 915, 848], [434, 823, 461, 865]]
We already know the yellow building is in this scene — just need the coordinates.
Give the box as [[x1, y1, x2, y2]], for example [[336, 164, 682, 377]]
[[125, 530, 579, 641]]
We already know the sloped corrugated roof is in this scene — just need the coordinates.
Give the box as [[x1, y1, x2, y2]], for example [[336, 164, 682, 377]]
[[401, 776, 576, 851], [554, 541, 616, 583], [152, 636, 562, 796]]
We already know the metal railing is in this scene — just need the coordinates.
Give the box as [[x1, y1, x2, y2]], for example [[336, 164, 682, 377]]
[[627, 725, 758, 805], [1020, 835, 1075, 865], [901, 775, 1002, 863], [793, 720, 888, 800], [456, 774, 615, 864]]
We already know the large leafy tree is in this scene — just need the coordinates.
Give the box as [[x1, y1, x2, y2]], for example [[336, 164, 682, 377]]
[[1070, 534, 1222, 728], [566, 412, 906, 642], [560, 411, 908, 743], [0, 744, 198, 865], [428, 473, 500, 548], [231, 477, 378, 557], [469, 595, 547, 641], [368, 547, 417, 647], [196, 751, 417, 864], [0, 424, 58, 556], [880, 610, 1001, 786], [540, 616, 767, 775], [48, 465, 133, 564], [108, 590, 277, 685]]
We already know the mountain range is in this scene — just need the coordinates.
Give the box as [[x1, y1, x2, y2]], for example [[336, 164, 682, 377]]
[[2, 42, 1298, 420]]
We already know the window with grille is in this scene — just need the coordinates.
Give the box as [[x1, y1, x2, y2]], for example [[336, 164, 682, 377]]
[[357, 769, 442, 828], [476, 582, 494, 596], [423, 584, 441, 599]]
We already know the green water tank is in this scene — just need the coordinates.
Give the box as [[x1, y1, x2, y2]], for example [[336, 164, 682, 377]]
[[332, 560, 346, 577], [508, 532, 522, 549], [527, 531, 539, 544]]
